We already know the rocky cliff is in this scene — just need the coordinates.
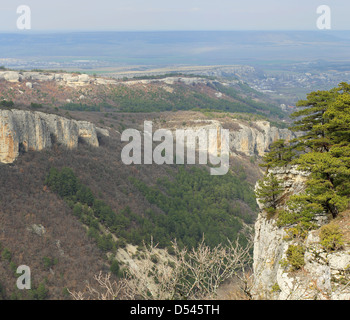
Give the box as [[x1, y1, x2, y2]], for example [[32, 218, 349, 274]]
[[1, 108, 294, 165], [0, 71, 226, 88], [0, 71, 93, 87], [229, 120, 295, 157], [0, 109, 108, 164], [252, 166, 350, 300], [162, 118, 296, 158]]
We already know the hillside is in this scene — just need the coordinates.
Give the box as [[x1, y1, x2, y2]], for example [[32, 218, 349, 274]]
[[0, 70, 285, 118], [0, 72, 292, 300]]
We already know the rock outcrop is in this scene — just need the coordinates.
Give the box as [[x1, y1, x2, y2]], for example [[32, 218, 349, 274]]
[[0, 71, 93, 87], [0, 109, 107, 164], [229, 120, 296, 157], [252, 166, 350, 300], [0, 71, 229, 88], [163, 119, 297, 158]]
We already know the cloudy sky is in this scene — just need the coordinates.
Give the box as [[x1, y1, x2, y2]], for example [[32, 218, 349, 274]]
[[0, 0, 348, 32]]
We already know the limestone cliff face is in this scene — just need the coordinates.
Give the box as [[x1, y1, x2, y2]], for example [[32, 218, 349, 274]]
[[0, 71, 93, 87], [0, 109, 107, 164], [229, 120, 296, 157], [252, 166, 350, 300], [163, 119, 297, 158], [0, 71, 232, 88]]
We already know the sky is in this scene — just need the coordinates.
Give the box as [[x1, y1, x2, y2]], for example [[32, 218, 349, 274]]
[[0, 0, 349, 32]]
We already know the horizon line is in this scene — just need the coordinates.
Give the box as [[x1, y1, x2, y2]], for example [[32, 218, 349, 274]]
[[0, 29, 349, 34]]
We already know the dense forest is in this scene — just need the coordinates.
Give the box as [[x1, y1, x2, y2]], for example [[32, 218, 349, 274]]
[[45, 165, 257, 252]]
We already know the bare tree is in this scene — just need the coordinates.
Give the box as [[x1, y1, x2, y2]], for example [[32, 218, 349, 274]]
[[170, 236, 253, 300], [69, 235, 253, 300], [68, 272, 132, 300]]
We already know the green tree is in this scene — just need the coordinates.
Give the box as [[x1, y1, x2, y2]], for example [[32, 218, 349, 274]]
[[45, 167, 78, 198], [42, 256, 58, 270], [289, 83, 350, 218], [319, 223, 344, 251], [30, 102, 43, 109], [296, 151, 350, 218], [260, 139, 295, 169], [1, 248, 12, 262], [0, 100, 14, 108], [258, 82, 350, 220], [73, 203, 83, 218], [290, 87, 338, 153], [35, 283, 49, 300], [110, 260, 120, 277], [76, 185, 94, 206], [255, 173, 284, 211]]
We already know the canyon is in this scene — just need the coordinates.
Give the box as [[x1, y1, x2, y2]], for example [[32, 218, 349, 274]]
[[0, 109, 295, 165]]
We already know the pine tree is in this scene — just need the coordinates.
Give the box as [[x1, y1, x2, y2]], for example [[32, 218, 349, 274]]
[[286, 82, 350, 218], [260, 139, 295, 169], [255, 173, 284, 211], [110, 260, 120, 277], [290, 88, 337, 153], [296, 151, 349, 218]]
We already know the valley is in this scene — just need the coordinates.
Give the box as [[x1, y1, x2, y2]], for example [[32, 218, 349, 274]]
[[0, 69, 292, 299], [1, 2, 350, 303], [0, 64, 349, 301]]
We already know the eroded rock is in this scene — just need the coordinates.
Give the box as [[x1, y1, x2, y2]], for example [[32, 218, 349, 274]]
[[0, 109, 107, 163], [252, 166, 350, 300]]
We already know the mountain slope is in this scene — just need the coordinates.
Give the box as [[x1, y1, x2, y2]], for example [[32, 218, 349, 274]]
[[0, 71, 285, 118], [0, 72, 291, 300]]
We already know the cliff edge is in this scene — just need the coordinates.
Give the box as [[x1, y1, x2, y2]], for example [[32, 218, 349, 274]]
[[252, 166, 350, 300], [0, 109, 108, 164]]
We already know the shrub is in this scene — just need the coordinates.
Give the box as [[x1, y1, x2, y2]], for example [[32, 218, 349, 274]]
[[30, 283, 48, 300], [97, 234, 114, 252], [283, 221, 315, 241], [0, 100, 14, 108], [73, 203, 83, 218], [271, 283, 281, 293], [266, 207, 278, 220], [9, 262, 17, 273], [30, 102, 43, 109], [150, 254, 159, 264], [117, 238, 127, 249], [76, 186, 94, 206], [319, 224, 344, 251], [0, 282, 6, 299], [62, 287, 70, 298], [276, 197, 319, 229], [281, 245, 305, 271], [1, 248, 12, 262], [42, 256, 58, 270], [45, 167, 78, 198], [110, 260, 120, 277]]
